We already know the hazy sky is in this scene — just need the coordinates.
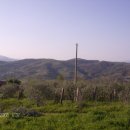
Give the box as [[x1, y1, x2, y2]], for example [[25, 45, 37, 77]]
[[0, 0, 130, 61]]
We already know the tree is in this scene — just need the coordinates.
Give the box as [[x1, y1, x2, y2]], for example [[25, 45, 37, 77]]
[[8, 79, 21, 85], [0, 84, 19, 98], [56, 74, 65, 81], [26, 81, 54, 106]]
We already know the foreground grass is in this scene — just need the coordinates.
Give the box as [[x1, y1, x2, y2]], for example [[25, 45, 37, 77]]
[[0, 99, 130, 130]]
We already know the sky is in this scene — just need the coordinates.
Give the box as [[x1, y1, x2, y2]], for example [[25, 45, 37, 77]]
[[0, 0, 130, 61]]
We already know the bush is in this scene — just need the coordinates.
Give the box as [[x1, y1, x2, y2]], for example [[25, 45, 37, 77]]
[[12, 107, 27, 117], [0, 84, 19, 98], [26, 109, 42, 117], [12, 107, 42, 117], [25, 81, 54, 106]]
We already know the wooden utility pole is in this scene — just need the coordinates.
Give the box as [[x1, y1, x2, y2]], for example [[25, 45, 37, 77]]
[[74, 43, 79, 102], [74, 43, 78, 84]]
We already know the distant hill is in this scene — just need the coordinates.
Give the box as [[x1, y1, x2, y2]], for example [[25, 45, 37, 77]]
[[0, 58, 130, 80], [0, 55, 16, 62]]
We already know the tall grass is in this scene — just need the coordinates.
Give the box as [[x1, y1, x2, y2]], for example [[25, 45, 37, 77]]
[[0, 99, 130, 130]]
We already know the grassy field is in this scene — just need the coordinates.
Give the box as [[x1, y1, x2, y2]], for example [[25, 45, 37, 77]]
[[0, 99, 130, 130]]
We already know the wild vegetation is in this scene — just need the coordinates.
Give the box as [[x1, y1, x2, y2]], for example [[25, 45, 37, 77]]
[[0, 78, 130, 129], [0, 100, 130, 130], [1, 78, 130, 103]]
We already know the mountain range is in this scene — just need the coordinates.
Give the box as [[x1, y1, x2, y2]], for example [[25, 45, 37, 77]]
[[0, 57, 130, 80], [0, 55, 16, 62]]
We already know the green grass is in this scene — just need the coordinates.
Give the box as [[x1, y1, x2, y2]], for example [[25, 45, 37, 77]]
[[0, 99, 130, 130]]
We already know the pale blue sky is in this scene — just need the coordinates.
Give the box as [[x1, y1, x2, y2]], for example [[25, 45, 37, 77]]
[[0, 0, 130, 61]]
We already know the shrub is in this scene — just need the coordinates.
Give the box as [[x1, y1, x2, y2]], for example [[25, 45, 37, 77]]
[[12, 107, 27, 117], [12, 107, 42, 117], [26, 109, 42, 117]]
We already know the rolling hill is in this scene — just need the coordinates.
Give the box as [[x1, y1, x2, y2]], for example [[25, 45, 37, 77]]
[[0, 58, 130, 80], [0, 55, 16, 62]]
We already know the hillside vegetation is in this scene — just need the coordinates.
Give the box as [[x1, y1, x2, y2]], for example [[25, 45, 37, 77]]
[[0, 58, 130, 80]]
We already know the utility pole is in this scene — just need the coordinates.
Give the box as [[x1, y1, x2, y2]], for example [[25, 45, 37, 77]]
[[74, 43, 78, 84], [74, 43, 79, 102]]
